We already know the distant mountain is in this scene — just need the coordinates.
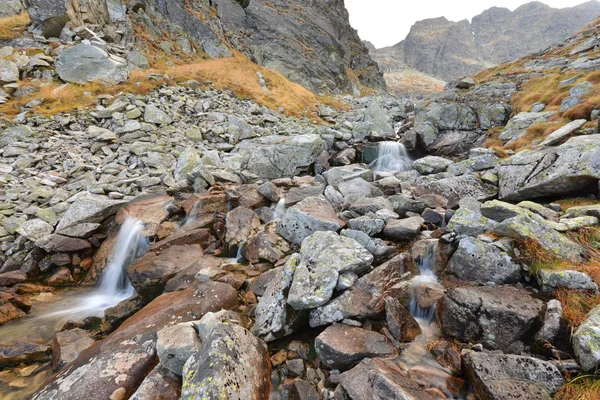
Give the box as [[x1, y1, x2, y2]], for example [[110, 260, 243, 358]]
[[369, 0, 600, 84]]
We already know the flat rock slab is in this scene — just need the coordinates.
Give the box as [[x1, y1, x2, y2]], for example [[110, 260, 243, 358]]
[[414, 174, 498, 208], [463, 351, 564, 400], [315, 324, 397, 370], [32, 282, 237, 400]]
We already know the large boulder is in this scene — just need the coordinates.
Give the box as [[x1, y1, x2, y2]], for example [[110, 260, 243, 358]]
[[573, 305, 600, 371], [287, 231, 373, 310], [315, 324, 397, 370], [233, 134, 326, 179], [277, 196, 345, 246], [55, 193, 127, 235], [446, 237, 521, 284], [181, 323, 271, 400], [156, 323, 201, 375], [56, 44, 128, 85], [414, 102, 478, 148], [225, 206, 261, 248], [32, 282, 237, 400], [413, 174, 498, 208], [498, 135, 600, 201], [437, 285, 544, 353], [463, 351, 564, 400]]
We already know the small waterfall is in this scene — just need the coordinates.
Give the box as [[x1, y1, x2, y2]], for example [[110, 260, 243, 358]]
[[408, 246, 440, 323], [183, 200, 202, 227], [272, 198, 286, 221], [370, 141, 412, 173]]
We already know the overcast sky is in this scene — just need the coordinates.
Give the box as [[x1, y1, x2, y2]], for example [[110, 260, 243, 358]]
[[345, 0, 596, 48]]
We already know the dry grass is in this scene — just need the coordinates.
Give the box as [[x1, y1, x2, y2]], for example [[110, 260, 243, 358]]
[[511, 72, 573, 113], [504, 121, 566, 151], [0, 12, 29, 40], [0, 52, 345, 120], [555, 199, 600, 210], [556, 374, 600, 400], [564, 93, 600, 120]]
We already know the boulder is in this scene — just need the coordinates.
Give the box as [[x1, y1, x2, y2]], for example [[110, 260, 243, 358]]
[[564, 204, 600, 219], [573, 305, 600, 371], [115, 194, 175, 237], [277, 196, 345, 246], [413, 174, 498, 208], [0, 270, 28, 286], [481, 199, 533, 222], [498, 111, 555, 142], [315, 324, 397, 370], [340, 229, 394, 262], [181, 323, 271, 400], [383, 216, 424, 240], [56, 44, 128, 84], [498, 135, 600, 201], [412, 156, 453, 175], [287, 231, 373, 310], [144, 104, 172, 125], [463, 351, 564, 400], [0, 342, 51, 368], [56, 193, 127, 234], [446, 237, 521, 284], [244, 232, 291, 264], [129, 364, 180, 400], [225, 206, 261, 248], [538, 270, 598, 293], [33, 282, 237, 400], [385, 297, 422, 342], [447, 198, 497, 236], [437, 286, 544, 353], [233, 134, 326, 179], [24, 0, 68, 37], [194, 310, 242, 341], [157, 323, 201, 376], [540, 119, 587, 147], [16, 218, 54, 242], [335, 357, 435, 399], [0, 60, 19, 84], [36, 235, 91, 253], [52, 328, 94, 370]]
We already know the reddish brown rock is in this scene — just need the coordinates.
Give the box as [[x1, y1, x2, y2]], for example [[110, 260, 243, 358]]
[[385, 297, 422, 342], [0, 342, 51, 367], [46, 267, 76, 287], [225, 206, 261, 248], [33, 281, 238, 400], [116, 194, 176, 237], [52, 328, 95, 370], [245, 232, 291, 264], [164, 255, 222, 293], [149, 228, 213, 252], [427, 340, 462, 374], [408, 365, 466, 398], [0, 270, 28, 286], [0, 301, 27, 325], [180, 193, 228, 215]]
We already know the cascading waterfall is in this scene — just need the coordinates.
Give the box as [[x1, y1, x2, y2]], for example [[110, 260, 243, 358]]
[[182, 200, 202, 227], [272, 198, 286, 221], [408, 246, 440, 322], [370, 141, 412, 173]]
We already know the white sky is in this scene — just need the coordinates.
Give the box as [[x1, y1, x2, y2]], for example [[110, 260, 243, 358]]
[[346, 0, 596, 48]]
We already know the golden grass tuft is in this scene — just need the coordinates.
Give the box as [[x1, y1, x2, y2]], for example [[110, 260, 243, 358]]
[[504, 121, 566, 151], [556, 198, 600, 210], [555, 374, 600, 400], [0, 12, 29, 40]]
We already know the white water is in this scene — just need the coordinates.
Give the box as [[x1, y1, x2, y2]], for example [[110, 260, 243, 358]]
[[408, 247, 440, 322], [182, 200, 202, 227], [271, 198, 286, 221], [370, 141, 412, 173]]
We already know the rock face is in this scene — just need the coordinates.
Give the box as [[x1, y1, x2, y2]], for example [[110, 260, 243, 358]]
[[437, 286, 544, 353], [33, 282, 237, 400], [498, 135, 600, 201], [369, 1, 600, 81], [463, 351, 564, 400], [181, 322, 271, 400]]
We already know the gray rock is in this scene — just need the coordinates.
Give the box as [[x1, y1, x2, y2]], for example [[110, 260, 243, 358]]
[[277, 196, 345, 246], [383, 216, 424, 240], [348, 197, 393, 215], [362, 100, 394, 138], [499, 135, 600, 201], [315, 324, 397, 370], [448, 199, 497, 236], [129, 365, 180, 400], [0, 60, 19, 84], [536, 299, 563, 344], [228, 115, 256, 144], [573, 305, 600, 371], [340, 229, 394, 262], [560, 82, 593, 112], [437, 285, 544, 352], [348, 216, 385, 236], [157, 323, 201, 375], [174, 147, 201, 182], [56, 44, 128, 84], [16, 219, 53, 242], [55, 193, 126, 234], [540, 119, 587, 147], [287, 231, 373, 310], [565, 204, 600, 219], [195, 310, 242, 342], [481, 199, 533, 222], [24, 0, 69, 37], [498, 111, 555, 142], [414, 174, 498, 208], [412, 156, 453, 175], [463, 351, 564, 400], [338, 178, 384, 206], [52, 328, 94, 371], [144, 104, 172, 125], [538, 270, 598, 293], [447, 237, 521, 284]]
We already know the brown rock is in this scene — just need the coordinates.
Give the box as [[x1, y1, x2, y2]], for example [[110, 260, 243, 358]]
[[385, 297, 422, 342], [129, 364, 180, 400], [427, 340, 462, 374], [225, 206, 261, 248], [52, 328, 95, 370], [0, 270, 28, 286], [46, 267, 75, 287], [33, 281, 238, 400], [245, 232, 291, 264], [149, 228, 213, 252], [0, 342, 51, 367], [180, 193, 228, 215], [315, 324, 398, 370], [164, 255, 222, 293], [0, 301, 27, 325], [115, 194, 175, 237]]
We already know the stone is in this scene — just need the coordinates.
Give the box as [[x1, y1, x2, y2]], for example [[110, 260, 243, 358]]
[[129, 365, 180, 400], [340, 229, 394, 262], [463, 351, 564, 400], [0, 342, 51, 368], [52, 328, 94, 370], [174, 147, 201, 182], [0, 60, 19, 84], [0, 270, 27, 286], [194, 310, 242, 342], [245, 232, 290, 264], [157, 323, 201, 375], [437, 286, 544, 353], [538, 270, 598, 293], [540, 119, 587, 147], [225, 207, 260, 248], [414, 174, 498, 208], [348, 197, 393, 215], [498, 111, 556, 142], [498, 135, 600, 201], [16, 218, 54, 242], [36, 235, 91, 253], [144, 104, 172, 125], [88, 126, 118, 142], [56, 44, 128, 84], [536, 299, 563, 344], [181, 323, 271, 400], [277, 196, 345, 246], [33, 282, 237, 399], [565, 204, 600, 219], [315, 324, 397, 370], [412, 156, 453, 175], [573, 305, 600, 371], [287, 231, 373, 310], [383, 216, 424, 240], [335, 357, 435, 399], [46, 267, 75, 287], [560, 82, 593, 112], [447, 237, 521, 284], [348, 216, 385, 236], [56, 194, 126, 234], [385, 297, 421, 342], [448, 199, 497, 236]]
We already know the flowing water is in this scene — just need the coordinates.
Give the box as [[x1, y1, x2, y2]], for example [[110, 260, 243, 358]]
[[182, 200, 202, 227], [370, 141, 412, 173], [271, 198, 286, 221]]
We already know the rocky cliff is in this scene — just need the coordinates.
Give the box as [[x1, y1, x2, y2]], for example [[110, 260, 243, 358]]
[[18, 0, 385, 94], [370, 0, 600, 83]]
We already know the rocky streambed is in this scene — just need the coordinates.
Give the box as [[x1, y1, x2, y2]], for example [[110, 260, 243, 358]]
[[0, 80, 599, 399]]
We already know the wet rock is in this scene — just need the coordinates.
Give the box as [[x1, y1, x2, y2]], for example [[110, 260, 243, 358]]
[[157, 323, 201, 375], [0, 301, 27, 325], [287, 231, 373, 310], [129, 364, 180, 400], [437, 286, 544, 353], [245, 232, 291, 264], [427, 340, 462, 374], [463, 350, 564, 400], [0, 342, 51, 367], [315, 324, 397, 370], [56, 44, 128, 84], [278, 196, 346, 246], [573, 305, 600, 371], [383, 216, 424, 240], [310, 253, 414, 327], [538, 270, 598, 293], [335, 357, 435, 399], [408, 366, 466, 398], [225, 206, 261, 248], [46, 267, 75, 286], [115, 195, 175, 237], [385, 297, 422, 342], [446, 237, 521, 284], [52, 328, 94, 370], [33, 282, 237, 400], [128, 245, 205, 301], [498, 135, 600, 201], [103, 294, 145, 332], [181, 323, 271, 400]]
